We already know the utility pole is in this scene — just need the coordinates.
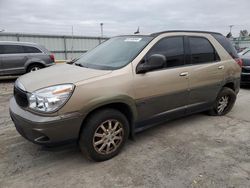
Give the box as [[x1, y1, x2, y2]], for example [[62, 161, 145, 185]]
[[71, 25, 74, 60], [100, 23, 103, 37]]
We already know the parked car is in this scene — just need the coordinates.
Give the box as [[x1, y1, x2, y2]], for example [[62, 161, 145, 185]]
[[10, 31, 241, 161], [238, 49, 250, 85], [0, 41, 55, 76], [238, 47, 250, 56], [241, 58, 250, 85]]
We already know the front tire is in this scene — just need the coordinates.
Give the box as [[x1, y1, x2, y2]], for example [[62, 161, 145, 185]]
[[208, 87, 236, 116], [79, 108, 129, 161]]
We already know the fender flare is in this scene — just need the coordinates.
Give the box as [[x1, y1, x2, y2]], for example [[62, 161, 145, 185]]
[[80, 95, 138, 138], [24, 58, 47, 71]]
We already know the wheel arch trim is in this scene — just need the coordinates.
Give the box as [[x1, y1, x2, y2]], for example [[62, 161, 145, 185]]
[[79, 95, 138, 139]]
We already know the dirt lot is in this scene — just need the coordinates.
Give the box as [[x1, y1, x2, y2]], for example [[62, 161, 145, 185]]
[[0, 79, 250, 188]]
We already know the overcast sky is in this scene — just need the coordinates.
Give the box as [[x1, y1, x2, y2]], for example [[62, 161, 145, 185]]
[[0, 0, 249, 37]]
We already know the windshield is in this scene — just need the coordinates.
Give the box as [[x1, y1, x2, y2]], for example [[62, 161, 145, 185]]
[[239, 48, 250, 56], [74, 36, 153, 70]]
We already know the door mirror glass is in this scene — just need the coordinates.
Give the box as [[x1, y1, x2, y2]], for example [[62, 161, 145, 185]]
[[136, 54, 166, 73]]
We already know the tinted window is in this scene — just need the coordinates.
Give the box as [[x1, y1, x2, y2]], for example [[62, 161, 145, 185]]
[[2, 45, 24, 54], [0, 45, 4, 54], [189, 37, 219, 64], [212, 34, 238, 58], [147, 36, 185, 68], [75, 36, 153, 70], [23, 46, 41, 53]]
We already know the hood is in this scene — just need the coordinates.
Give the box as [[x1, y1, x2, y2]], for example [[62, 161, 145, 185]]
[[18, 64, 112, 92]]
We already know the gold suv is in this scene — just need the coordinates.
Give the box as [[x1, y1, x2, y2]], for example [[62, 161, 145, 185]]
[[10, 31, 242, 161]]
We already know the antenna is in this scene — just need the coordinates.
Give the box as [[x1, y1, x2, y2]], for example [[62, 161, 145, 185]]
[[100, 23, 104, 37]]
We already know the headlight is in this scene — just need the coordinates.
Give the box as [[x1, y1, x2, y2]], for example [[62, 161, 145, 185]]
[[28, 84, 74, 112]]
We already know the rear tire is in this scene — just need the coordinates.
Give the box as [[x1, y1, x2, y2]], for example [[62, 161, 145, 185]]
[[208, 87, 236, 116], [79, 108, 129, 162], [27, 64, 44, 73]]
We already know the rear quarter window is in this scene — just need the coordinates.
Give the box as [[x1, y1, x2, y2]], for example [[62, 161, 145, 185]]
[[212, 34, 238, 58], [23, 46, 42, 53]]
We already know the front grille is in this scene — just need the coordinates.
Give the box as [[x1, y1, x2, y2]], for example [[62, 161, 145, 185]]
[[242, 66, 250, 73], [14, 85, 28, 107]]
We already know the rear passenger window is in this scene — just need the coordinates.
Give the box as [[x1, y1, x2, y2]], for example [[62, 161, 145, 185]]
[[147, 36, 185, 68], [2, 45, 24, 54], [189, 37, 220, 64], [0, 45, 4, 54], [23, 46, 42, 53]]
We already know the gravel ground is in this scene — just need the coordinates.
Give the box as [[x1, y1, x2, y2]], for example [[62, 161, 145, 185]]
[[0, 79, 250, 188]]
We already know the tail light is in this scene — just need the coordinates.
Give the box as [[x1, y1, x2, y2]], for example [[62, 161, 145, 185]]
[[235, 58, 243, 68], [49, 54, 55, 62]]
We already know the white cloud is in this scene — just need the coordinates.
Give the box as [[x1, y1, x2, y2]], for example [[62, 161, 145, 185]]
[[0, 0, 249, 37]]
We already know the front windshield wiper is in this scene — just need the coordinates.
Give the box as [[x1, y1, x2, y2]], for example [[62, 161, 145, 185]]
[[74, 63, 88, 68]]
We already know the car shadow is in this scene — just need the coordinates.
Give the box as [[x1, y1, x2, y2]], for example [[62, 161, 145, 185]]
[[0, 76, 18, 82], [4, 113, 205, 174], [21, 113, 205, 163], [240, 85, 250, 89]]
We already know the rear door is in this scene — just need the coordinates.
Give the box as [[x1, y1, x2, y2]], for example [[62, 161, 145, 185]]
[[133, 36, 190, 123], [1, 44, 27, 75], [0, 45, 4, 75], [186, 35, 225, 113]]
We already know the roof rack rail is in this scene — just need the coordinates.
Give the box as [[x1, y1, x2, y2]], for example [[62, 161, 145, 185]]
[[150, 30, 222, 37]]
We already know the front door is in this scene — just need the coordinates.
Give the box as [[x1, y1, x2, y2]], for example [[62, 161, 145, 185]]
[[133, 36, 190, 123], [0, 45, 4, 75]]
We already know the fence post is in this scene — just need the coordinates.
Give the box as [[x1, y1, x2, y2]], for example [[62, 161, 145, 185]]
[[16, 34, 20, 41], [63, 36, 68, 60]]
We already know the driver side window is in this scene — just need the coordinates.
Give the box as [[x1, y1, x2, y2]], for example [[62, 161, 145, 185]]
[[146, 36, 185, 68]]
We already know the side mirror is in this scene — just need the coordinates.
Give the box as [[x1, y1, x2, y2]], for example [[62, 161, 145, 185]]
[[136, 54, 166, 74]]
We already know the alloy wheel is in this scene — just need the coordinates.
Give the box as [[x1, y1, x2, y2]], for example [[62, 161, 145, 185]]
[[30, 67, 40, 72], [93, 119, 124, 155], [217, 95, 229, 114]]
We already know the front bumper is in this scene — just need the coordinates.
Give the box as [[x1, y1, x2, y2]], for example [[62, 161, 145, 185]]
[[241, 73, 250, 85], [9, 97, 83, 145]]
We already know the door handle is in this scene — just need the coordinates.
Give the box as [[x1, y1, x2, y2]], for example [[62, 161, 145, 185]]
[[218, 65, 224, 70], [179, 72, 189, 76]]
